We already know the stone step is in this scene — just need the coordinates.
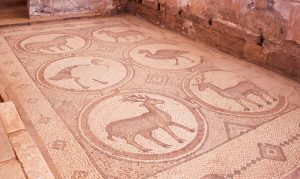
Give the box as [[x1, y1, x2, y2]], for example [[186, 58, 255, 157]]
[[0, 159, 26, 179], [0, 120, 15, 163], [0, 102, 55, 179]]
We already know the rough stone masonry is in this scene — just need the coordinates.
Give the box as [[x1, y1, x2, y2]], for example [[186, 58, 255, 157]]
[[28, 0, 128, 17], [127, 0, 300, 82]]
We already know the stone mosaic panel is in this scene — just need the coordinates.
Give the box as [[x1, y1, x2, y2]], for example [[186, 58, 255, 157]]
[[0, 16, 299, 178]]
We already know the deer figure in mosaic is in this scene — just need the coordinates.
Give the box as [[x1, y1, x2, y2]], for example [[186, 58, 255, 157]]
[[97, 30, 145, 42], [193, 74, 277, 111], [24, 35, 76, 53], [105, 94, 195, 152]]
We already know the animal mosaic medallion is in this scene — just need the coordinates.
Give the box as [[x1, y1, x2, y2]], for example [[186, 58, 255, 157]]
[[16, 33, 88, 54], [184, 70, 287, 116], [92, 26, 149, 43], [37, 56, 133, 92], [126, 43, 204, 70], [79, 90, 206, 162]]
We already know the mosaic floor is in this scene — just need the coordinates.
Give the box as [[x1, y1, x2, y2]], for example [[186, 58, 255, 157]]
[[0, 15, 299, 179]]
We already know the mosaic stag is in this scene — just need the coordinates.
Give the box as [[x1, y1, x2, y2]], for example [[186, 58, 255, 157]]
[[97, 30, 145, 42], [138, 49, 195, 65], [105, 94, 195, 152], [49, 59, 109, 89], [193, 74, 277, 111], [24, 35, 75, 53]]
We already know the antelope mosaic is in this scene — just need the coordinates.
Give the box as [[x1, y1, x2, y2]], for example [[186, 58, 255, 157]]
[[193, 74, 277, 111], [105, 94, 195, 152]]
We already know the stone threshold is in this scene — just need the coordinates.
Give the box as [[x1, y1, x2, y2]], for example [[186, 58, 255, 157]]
[[0, 101, 54, 179]]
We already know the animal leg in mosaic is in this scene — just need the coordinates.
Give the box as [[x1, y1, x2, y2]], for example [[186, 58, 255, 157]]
[[105, 94, 195, 152], [138, 49, 195, 65], [193, 74, 277, 111]]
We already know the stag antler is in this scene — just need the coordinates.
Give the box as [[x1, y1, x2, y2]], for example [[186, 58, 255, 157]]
[[192, 74, 206, 87], [122, 94, 147, 103], [195, 74, 206, 84]]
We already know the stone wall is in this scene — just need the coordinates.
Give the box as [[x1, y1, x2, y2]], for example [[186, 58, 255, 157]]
[[29, 0, 127, 17], [128, 0, 300, 81]]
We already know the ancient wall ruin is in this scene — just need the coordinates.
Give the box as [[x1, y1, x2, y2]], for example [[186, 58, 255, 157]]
[[29, 0, 127, 17], [128, 0, 300, 81]]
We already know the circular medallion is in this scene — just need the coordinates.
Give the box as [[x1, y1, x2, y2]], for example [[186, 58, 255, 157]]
[[92, 26, 149, 43], [183, 70, 287, 117], [16, 33, 88, 54], [37, 56, 133, 92], [125, 43, 205, 70], [79, 90, 206, 162]]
